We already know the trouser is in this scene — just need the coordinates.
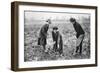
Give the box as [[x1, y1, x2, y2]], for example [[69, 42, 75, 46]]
[[76, 34, 84, 54], [53, 42, 63, 55], [53, 42, 58, 52], [38, 37, 46, 50], [58, 48, 63, 55], [76, 41, 83, 54], [42, 45, 46, 50]]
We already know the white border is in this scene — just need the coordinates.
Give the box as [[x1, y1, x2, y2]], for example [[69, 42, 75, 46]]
[[18, 5, 96, 68]]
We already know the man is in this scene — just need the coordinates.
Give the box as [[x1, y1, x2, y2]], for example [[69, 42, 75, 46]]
[[38, 19, 51, 51], [69, 18, 85, 55], [52, 27, 63, 55]]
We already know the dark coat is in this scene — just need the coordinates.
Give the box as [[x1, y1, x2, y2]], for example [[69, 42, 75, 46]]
[[73, 22, 85, 38], [52, 31, 63, 54], [38, 24, 49, 46]]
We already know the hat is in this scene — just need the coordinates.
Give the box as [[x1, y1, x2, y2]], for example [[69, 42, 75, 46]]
[[70, 18, 76, 22], [46, 19, 51, 24], [46, 19, 50, 22], [53, 27, 58, 30]]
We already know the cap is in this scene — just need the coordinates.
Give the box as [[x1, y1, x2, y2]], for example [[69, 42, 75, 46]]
[[53, 27, 58, 30], [70, 18, 76, 22]]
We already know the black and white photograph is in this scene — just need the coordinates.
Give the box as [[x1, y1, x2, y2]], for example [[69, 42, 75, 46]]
[[24, 11, 90, 61], [11, 1, 97, 71]]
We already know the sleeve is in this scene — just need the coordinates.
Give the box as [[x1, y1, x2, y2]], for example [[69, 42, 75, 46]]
[[80, 25, 85, 34], [52, 31, 55, 41], [41, 25, 47, 37], [78, 23, 85, 34]]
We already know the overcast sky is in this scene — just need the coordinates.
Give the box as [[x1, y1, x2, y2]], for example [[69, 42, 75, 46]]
[[24, 11, 90, 21]]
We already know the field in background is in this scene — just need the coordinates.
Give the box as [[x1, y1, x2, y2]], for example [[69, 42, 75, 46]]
[[24, 18, 90, 62]]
